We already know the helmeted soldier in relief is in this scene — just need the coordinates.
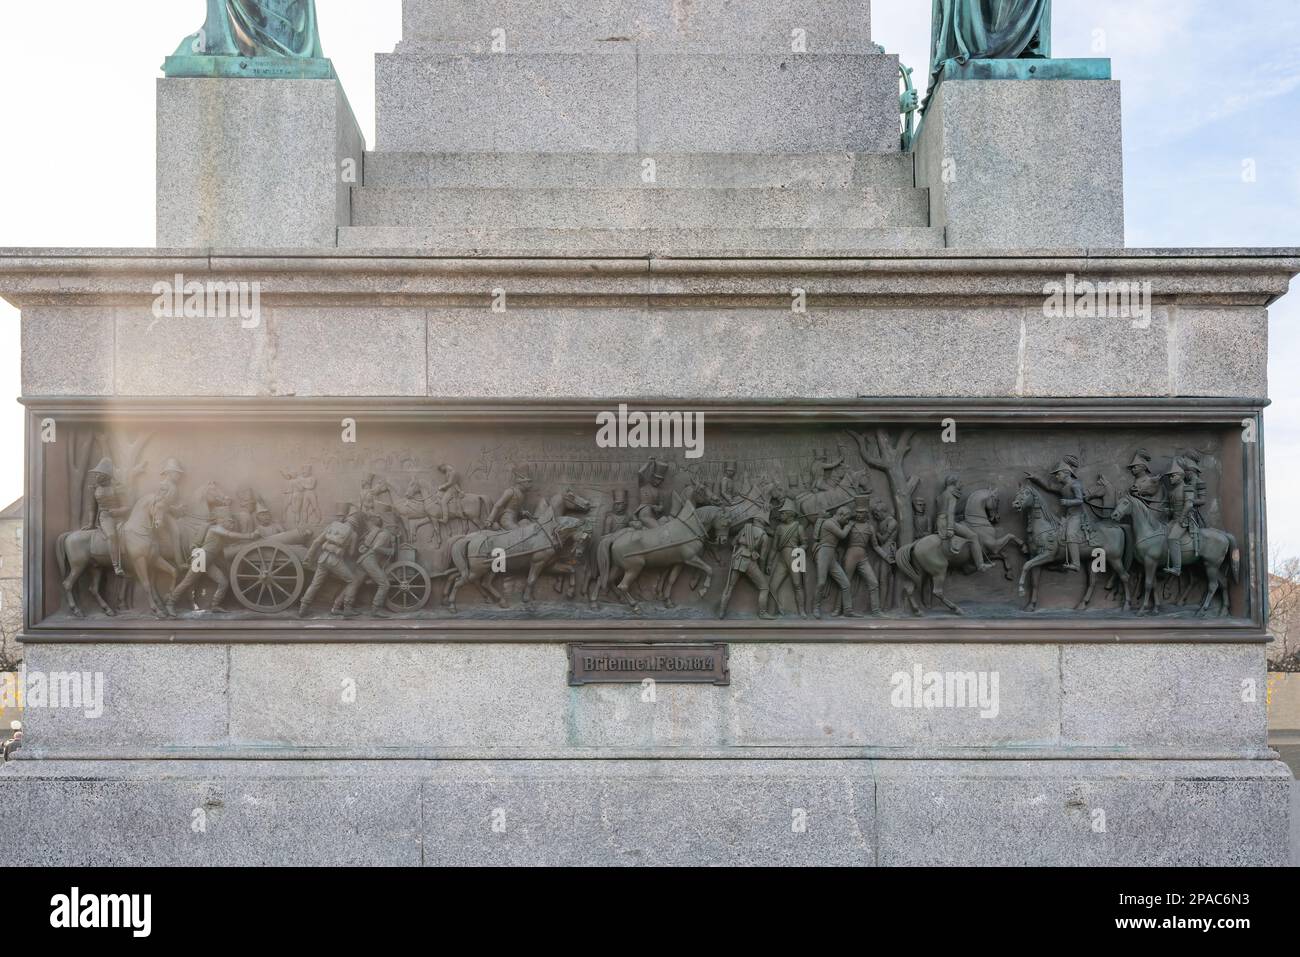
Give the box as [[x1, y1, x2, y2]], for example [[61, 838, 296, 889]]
[[300, 503, 363, 617], [811, 504, 855, 619], [719, 516, 774, 620], [84, 457, 129, 576], [1024, 456, 1089, 572], [937, 475, 994, 571], [487, 468, 534, 531], [165, 503, 257, 615], [842, 495, 880, 616], [765, 499, 808, 618], [251, 500, 285, 538], [1127, 449, 1163, 508]]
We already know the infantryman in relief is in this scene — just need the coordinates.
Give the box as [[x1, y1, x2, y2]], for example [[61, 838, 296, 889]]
[[1023, 456, 1089, 572], [300, 503, 363, 618], [251, 500, 285, 538], [719, 516, 775, 620], [872, 497, 901, 609], [83, 458, 129, 577], [165, 502, 257, 615], [765, 498, 808, 618], [156, 458, 190, 570], [635, 458, 671, 528], [842, 495, 881, 617], [487, 468, 534, 531], [334, 511, 398, 618], [937, 475, 994, 571], [586, 489, 631, 606], [811, 505, 855, 619]]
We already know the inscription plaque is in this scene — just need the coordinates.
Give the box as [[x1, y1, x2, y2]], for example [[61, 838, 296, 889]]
[[568, 643, 730, 686]]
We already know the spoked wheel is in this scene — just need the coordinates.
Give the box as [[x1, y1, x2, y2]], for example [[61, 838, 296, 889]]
[[385, 560, 432, 613], [231, 542, 305, 614]]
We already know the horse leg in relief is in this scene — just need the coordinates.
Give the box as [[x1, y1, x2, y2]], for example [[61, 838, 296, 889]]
[[89, 565, 114, 617]]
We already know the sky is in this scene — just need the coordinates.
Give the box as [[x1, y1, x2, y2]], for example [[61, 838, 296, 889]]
[[0, 0, 1298, 557]]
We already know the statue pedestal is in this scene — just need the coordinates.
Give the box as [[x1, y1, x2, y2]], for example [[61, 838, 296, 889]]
[[157, 77, 364, 248], [162, 55, 337, 80], [916, 65, 1124, 248]]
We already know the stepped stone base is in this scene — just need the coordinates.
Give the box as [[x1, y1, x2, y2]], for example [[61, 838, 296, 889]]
[[0, 758, 1288, 866], [376, 52, 900, 154]]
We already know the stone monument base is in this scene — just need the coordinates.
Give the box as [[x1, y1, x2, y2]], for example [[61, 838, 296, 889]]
[[0, 758, 1288, 866], [156, 78, 363, 248]]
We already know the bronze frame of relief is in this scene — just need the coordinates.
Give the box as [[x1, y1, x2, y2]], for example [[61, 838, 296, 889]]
[[19, 396, 1270, 645]]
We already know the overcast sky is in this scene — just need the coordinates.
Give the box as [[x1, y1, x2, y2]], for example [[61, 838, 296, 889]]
[[0, 0, 1297, 556]]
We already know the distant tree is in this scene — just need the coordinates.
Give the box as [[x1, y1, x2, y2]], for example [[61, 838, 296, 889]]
[[1267, 553, 1300, 671]]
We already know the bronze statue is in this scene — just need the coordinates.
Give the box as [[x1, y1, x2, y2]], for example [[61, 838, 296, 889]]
[[926, 0, 1051, 108], [174, 0, 325, 60]]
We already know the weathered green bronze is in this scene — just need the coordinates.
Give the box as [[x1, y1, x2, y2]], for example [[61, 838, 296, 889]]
[[163, 0, 334, 80], [922, 0, 1052, 113]]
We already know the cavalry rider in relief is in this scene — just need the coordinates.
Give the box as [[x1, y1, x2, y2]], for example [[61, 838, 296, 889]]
[[487, 468, 534, 531], [1163, 459, 1199, 578], [1024, 456, 1090, 572], [84, 457, 129, 577], [635, 458, 671, 528], [937, 475, 994, 571]]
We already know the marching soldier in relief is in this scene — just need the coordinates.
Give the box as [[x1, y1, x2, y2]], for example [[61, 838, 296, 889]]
[[719, 516, 775, 620], [165, 502, 257, 615], [300, 503, 364, 618], [334, 511, 399, 618], [765, 499, 808, 618]]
